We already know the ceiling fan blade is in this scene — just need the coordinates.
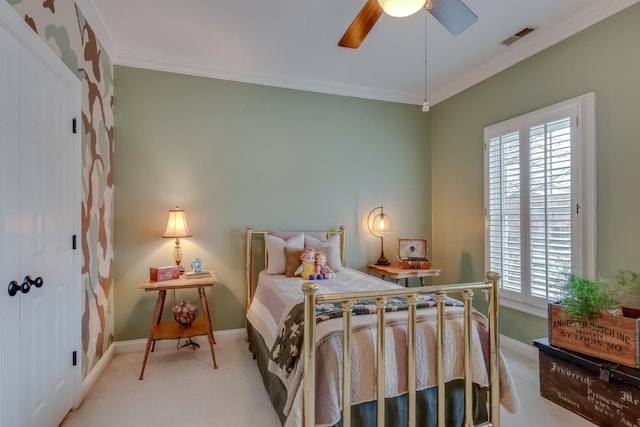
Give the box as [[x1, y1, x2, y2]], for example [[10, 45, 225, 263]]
[[338, 0, 384, 49], [427, 0, 478, 36]]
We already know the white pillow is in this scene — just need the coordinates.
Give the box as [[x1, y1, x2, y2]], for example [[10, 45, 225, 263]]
[[304, 234, 342, 272], [265, 233, 304, 275]]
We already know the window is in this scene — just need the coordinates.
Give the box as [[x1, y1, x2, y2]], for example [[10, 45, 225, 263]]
[[484, 93, 596, 317]]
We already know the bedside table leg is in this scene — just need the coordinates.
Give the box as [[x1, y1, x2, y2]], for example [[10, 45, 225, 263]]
[[150, 292, 166, 353], [139, 289, 166, 380], [198, 287, 218, 369]]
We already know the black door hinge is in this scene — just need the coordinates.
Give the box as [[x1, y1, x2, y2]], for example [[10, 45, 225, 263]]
[[72, 351, 77, 366], [72, 234, 77, 250], [72, 117, 77, 134]]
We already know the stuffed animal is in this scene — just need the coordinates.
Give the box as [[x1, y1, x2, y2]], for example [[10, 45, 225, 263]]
[[315, 252, 335, 279], [295, 248, 324, 280]]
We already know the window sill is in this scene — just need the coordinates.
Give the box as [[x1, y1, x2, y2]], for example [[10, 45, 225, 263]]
[[499, 297, 549, 318]]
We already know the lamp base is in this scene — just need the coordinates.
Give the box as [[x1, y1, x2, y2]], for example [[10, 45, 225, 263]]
[[375, 236, 390, 266], [173, 239, 185, 274], [375, 255, 391, 266]]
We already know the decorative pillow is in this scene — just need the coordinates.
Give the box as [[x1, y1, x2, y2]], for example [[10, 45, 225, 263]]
[[284, 247, 303, 277], [265, 233, 304, 274], [271, 230, 327, 241], [304, 234, 342, 272]]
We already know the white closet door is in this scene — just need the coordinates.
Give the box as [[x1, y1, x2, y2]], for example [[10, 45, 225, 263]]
[[18, 35, 76, 427], [0, 22, 23, 427], [0, 18, 77, 427]]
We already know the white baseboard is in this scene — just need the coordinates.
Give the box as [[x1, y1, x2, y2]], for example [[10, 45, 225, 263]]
[[113, 330, 534, 360], [77, 343, 115, 408], [114, 327, 245, 354], [500, 334, 539, 363]]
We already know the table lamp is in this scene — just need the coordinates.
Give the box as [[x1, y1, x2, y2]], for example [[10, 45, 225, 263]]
[[367, 206, 392, 266], [163, 206, 192, 272]]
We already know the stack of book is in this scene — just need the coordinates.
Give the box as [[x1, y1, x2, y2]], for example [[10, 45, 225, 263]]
[[183, 270, 212, 279]]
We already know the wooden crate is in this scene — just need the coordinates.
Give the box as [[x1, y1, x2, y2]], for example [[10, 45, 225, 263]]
[[548, 302, 640, 368], [535, 338, 640, 426]]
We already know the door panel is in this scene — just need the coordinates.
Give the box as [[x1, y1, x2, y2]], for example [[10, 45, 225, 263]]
[[19, 39, 75, 427]]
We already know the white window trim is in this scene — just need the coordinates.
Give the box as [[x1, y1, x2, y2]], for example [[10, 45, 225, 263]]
[[484, 92, 597, 318]]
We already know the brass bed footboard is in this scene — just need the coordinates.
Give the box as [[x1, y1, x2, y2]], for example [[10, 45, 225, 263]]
[[302, 272, 501, 427]]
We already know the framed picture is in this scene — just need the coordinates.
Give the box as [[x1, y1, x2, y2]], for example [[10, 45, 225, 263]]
[[398, 239, 427, 260]]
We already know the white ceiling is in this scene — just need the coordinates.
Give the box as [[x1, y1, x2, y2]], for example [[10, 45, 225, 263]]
[[78, 0, 639, 105]]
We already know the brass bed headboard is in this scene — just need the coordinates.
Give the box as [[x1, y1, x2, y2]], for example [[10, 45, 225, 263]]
[[245, 225, 346, 314]]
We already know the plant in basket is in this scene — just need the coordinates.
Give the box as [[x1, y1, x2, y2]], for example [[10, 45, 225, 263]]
[[550, 270, 640, 368], [559, 272, 621, 320]]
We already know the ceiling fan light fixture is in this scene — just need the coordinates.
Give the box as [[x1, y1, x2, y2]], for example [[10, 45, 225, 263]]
[[377, 0, 426, 18]]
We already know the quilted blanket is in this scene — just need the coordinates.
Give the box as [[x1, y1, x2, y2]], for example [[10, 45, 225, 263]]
[[269, 294, 463, 378]]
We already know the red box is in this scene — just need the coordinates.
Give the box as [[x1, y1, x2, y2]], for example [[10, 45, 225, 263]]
[[398, 259, 431, 269], [150, 266, 180, 282]]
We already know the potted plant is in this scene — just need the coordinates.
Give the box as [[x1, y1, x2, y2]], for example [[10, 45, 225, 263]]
[[548, 271, 640, 368], [559, 272, 621, 320]]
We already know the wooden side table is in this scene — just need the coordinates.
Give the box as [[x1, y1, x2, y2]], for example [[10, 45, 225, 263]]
[[138, 273, 218, 380], [368, 263, 441, 287]]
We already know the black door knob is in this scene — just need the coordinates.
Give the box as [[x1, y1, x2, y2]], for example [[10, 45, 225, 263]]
[[8, 280, 19, 297]]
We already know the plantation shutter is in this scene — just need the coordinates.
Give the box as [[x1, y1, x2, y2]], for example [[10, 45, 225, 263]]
[[528, 118, 572, 301], [488, 131, 521, 293]]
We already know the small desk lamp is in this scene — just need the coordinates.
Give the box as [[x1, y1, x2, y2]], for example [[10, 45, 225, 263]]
[[163, 206, 192, 273], [367, 206, 392, 266]]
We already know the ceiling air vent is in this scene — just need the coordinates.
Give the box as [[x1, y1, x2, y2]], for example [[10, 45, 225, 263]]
[[501, 27, 536, 46]]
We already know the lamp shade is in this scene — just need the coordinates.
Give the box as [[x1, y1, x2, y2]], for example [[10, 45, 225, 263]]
[[370, 211, 392, 234], [377, 0, 426, 17], [162, 207, 192, 238]]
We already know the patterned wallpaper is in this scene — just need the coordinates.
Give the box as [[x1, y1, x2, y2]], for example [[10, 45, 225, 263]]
[[8, 0, 115, 379]]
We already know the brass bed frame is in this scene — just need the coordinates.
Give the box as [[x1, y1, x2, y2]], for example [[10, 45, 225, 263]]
[[246, 226, 501, 427]]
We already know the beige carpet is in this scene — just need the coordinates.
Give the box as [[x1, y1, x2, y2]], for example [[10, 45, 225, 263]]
[[61, 338, 594, 427]]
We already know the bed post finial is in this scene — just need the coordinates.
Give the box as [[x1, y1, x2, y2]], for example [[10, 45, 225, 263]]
[[301, 282, 319, 294], [486, 271, 500, 283]]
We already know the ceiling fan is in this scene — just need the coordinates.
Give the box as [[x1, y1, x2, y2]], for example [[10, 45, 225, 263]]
[[338, 0, 478, 49]]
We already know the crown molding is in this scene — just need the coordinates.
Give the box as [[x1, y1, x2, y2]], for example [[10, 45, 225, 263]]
[[429, 0, 640, 105], [75, 0, 119, 62], [116, 52, 419, 105]]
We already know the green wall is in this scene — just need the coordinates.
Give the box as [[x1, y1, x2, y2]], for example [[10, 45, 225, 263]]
[[431, 4, 640, 345], [115, 4, 640, 345], [113, 68, 431, 340]]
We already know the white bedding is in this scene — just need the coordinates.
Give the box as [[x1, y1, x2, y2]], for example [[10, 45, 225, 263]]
[[246, 268, 520, 426]]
